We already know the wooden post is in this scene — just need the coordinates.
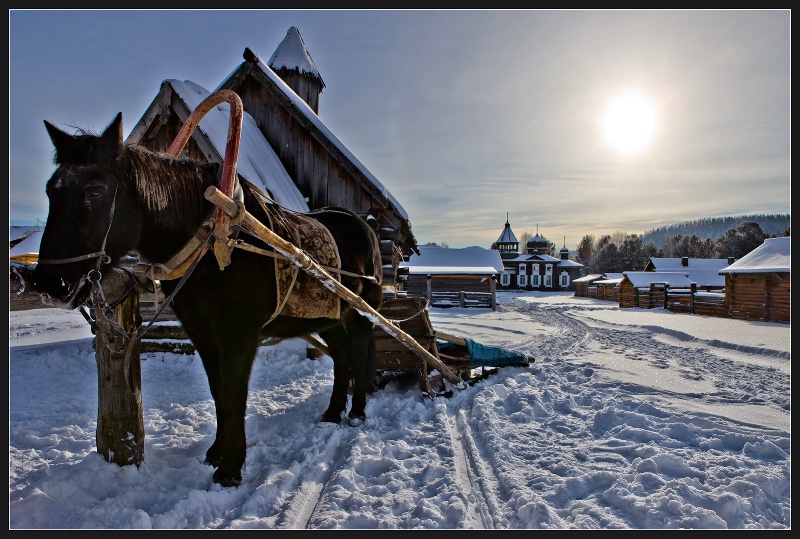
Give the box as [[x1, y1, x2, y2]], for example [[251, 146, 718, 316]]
[[459, 291, 465, 308], [205, 186, 463, 384], [93, 290, 144, 466], [426, 274, 432, 303], [690, 282, 697, 314], [490, 275, 496, 311]]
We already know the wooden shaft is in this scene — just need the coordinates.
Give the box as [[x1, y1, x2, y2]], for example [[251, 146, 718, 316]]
[[204, 186, 462, 384]]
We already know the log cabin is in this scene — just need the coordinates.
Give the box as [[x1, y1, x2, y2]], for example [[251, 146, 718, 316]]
[[718, 237, 790, 323]]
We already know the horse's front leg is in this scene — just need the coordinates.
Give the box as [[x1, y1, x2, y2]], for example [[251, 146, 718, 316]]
[[209, 336, 258, 487], [179, 312, 257, 487]]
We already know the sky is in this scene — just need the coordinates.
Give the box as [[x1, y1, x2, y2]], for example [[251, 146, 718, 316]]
[[9, 291, 790, 529], [8, 9, 791, 250]]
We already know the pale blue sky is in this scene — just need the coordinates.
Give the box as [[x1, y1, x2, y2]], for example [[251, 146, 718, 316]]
[[9, 10, 790, 249]]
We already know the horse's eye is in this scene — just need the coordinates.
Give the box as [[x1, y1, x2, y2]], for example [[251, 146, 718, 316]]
[[88, 189, 102, 199]]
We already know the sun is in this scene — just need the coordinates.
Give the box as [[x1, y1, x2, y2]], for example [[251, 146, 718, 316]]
[[602, 94, 657, 155]]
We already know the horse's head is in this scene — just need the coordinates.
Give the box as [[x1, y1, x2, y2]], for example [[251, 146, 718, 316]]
[[32, 113, 145, 309]]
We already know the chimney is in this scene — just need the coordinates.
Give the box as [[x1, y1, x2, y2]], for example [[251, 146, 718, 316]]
[[267, 27, 326, 114], [727, 257, 735, 265], [681, 256, 688, 267]]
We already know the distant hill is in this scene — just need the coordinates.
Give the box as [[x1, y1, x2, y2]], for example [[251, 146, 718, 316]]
[[641, 214, 790, 248]]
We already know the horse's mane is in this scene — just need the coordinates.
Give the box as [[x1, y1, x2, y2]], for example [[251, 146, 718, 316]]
[[123, 145, 219, 228]]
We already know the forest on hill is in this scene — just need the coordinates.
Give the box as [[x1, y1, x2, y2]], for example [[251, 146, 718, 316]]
[[640, 214, 790, 248]]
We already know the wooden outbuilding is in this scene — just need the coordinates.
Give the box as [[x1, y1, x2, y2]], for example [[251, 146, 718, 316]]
[[618, 272, 693, 309], [592, 273, 624, 302], [400, 245, 503, 310], [718, 237, 790, 323], [573, 274, 603, 297], [644, 256, 728, 292]]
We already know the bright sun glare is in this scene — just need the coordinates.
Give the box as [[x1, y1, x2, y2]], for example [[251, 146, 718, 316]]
[[602, 94, 657, 155]]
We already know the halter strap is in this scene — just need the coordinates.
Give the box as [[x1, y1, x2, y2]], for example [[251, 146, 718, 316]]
[[37, 251, 110, 265]]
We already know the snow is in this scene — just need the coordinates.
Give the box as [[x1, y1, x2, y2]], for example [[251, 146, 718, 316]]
[[164, 79, 310, 213], [401, 245, 505, 275], [9, 291, 790, 529], [622, 271, 694, 289], [719, 237, 791, 274], [9, 230, 43, 260], [268, 26, 323, 84]]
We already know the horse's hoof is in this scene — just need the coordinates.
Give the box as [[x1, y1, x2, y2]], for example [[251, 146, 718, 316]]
[[320, 413, 343, 424], [347, 416, 364, 427], [212, 469, 242, 488]]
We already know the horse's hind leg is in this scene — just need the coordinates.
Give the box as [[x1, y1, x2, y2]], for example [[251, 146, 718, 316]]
[[318, 325, 351, 423], [319, 313, 376, 424]]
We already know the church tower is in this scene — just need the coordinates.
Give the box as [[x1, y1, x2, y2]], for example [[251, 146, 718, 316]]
[[491, 214, 520, 261]]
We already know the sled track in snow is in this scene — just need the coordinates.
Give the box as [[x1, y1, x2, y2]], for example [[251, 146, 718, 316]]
[[277, 428, 357, 529]]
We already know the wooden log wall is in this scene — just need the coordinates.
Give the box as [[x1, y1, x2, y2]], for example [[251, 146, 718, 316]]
[[573, 282, 588, 297], [617, 281, 638, 308], [726, 273, 790, 323]]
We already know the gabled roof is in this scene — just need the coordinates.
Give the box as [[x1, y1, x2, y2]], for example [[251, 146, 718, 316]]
[[573, 274, 604, 283], [646, 257, 730, 271], [719, 237, 791, 274], [508, 254, 561, 263], [594, 277, 624, 286], [401, 245, 504, 275], [622, 271, 694, 288], [127, 79, 310, 213], [217, 53, 409, 222]]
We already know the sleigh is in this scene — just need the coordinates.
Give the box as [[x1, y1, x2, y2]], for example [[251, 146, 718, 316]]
[[369, 296, 533, 397]]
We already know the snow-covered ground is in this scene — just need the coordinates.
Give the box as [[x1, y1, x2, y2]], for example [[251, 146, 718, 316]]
[[9, 291, 790, 529]]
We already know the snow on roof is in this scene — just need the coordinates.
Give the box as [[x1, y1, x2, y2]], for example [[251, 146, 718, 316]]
[[167, 80, 309, 213], [602, 273, 625, 280], [215, 56, 408, 221], [9, 226, 41, 243], [268, 27, 324, 87], [682, 269, 725, 287], [623, 271, 694, 288], [401, 245, 504, 275], [719, 237, 791, 274], [495, 223, 518, 244], [573, 274, 604, 283], [9, 229, 43, 258], [594, 277, 624, 285], [647, 258, 730, 271], [508, 254, 562, 263]]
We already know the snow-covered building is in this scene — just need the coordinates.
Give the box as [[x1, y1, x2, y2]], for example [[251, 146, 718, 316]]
[[400, 245, 504, 309], [719, 236, 790, 323], [489, 217, 583, 291], [644, 256, 729, 291], [127, 26, 416, 287]]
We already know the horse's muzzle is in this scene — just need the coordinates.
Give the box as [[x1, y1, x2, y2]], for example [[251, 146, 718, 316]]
[[31, 270, 92, 310]]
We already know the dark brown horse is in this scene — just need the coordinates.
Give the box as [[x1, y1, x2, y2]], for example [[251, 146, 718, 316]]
[[32, 113, 383, 487]]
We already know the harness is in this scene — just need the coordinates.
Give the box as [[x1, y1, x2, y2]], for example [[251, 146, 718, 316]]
[[35, 89, 379, 371]]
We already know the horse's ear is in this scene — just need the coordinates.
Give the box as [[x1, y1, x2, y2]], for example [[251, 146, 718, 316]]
[[44, 120, 76, 163], [98, 112, 125, 159]]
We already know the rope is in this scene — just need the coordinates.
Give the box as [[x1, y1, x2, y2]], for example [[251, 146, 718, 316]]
[[388, 304, 429, 324]]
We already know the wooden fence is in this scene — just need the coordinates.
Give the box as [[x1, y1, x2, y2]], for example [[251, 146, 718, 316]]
[[635, 283, 726, 317], [425, 291, 494, 309]]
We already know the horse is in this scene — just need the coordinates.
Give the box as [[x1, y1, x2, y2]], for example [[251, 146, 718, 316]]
[[32, 112, 384, 487]]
